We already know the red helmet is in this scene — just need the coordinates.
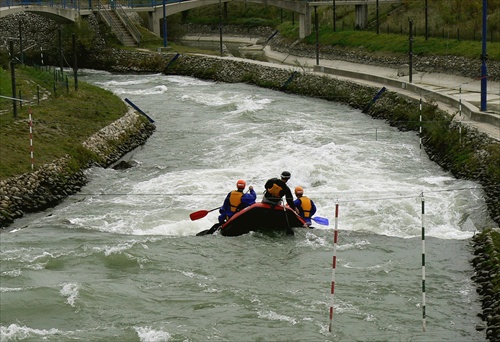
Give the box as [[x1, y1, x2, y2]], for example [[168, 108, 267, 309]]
[[295, 186, 304, 195], [236, 179, 246, 189]]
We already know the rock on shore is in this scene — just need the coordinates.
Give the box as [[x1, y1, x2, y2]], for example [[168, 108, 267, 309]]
[[471, 229, 500, 342]]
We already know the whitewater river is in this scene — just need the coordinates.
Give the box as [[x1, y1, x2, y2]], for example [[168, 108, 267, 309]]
[[1, 70, 495, 341]]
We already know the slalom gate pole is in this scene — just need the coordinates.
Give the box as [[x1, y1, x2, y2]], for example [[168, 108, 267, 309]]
[[124, 98, 155, 123], [328, 202, 339, 333], [459, 86, 462, 117], [280, 71, 297, 91], [421, 193, 426, 332], [29, 109, 34, 170], [419, 98, 422, 152]]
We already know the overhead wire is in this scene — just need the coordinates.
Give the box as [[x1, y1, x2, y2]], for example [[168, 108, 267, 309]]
[[73, 184, 498, 202]]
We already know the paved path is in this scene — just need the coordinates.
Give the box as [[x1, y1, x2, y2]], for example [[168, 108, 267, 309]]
[[262, 46, 500, 141], [183, 35, 499, 140]]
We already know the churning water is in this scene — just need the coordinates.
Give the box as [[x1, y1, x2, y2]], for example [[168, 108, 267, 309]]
[[1, 70, 494, 341]]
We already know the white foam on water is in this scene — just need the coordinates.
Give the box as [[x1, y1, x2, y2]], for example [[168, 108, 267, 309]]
[[0, 287, 24, 292], [0, 324, 66, 341], [60, 282, 79, 307], [112, 85, 168, 96], [257, 310, 298, 324], [134, 326, 171, 342], [52, 73, 493, 241]]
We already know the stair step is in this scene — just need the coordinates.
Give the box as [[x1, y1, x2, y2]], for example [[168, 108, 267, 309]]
[[104, 10, 138, 46]]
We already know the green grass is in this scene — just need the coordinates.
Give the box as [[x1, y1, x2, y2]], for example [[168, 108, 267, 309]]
[[163, 0, 500, 61], [277, 24, 500, 60], [0, 66, 127, 180]]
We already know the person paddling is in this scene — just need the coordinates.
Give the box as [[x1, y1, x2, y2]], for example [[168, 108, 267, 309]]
[[293, 186, 317, 227], [262, 171, 298, 213], [198, 179, 256, 236], [218, 179, 256, 224]]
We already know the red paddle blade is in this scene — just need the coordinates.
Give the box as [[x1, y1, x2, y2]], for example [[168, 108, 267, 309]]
[[190, 210, 209, 221]]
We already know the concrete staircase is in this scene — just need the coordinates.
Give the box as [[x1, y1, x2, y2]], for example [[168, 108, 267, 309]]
[[107, 10, 137, 47]]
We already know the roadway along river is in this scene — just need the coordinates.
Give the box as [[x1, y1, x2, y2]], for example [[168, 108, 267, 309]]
[[1, 70, 494, 341]]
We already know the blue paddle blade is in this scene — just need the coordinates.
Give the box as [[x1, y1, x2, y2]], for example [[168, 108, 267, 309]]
[[312, 216, 329, 226]]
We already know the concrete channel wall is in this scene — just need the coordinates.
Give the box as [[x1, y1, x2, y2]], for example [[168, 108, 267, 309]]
[[315, 65, 500, 127]]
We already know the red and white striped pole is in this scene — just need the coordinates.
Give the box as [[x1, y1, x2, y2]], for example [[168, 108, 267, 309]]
[[328, 202, 339, 332], [29, 109, 34, 170]]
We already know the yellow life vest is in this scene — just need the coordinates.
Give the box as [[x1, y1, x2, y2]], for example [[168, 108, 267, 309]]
[[267, 183, 283, 198], [229, 190, 244, 213], [299, 196, 312, 218]]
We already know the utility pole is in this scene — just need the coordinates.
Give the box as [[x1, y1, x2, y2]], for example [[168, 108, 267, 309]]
[[219, 0, 223, 56], [315, 6, 319, 65], [72, 33, 78, 91], [333, 0, 336, 32], [9, 40, 17, 119], [425, 0, 428, 40], [409, 19, 413, 83], [162, 0, 167, 47], [480, 0, 488, 111], [19, 20, 24, 64], [58, 27, 63, 75]]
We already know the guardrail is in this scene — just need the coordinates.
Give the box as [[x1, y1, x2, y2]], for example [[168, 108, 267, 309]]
[[0, 0, 190, 9]]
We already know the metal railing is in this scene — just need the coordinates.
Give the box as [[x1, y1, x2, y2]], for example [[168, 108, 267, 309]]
[[0, 0, 190, 9], [115, 1, 142, 45], [95, 0, 126, 44]]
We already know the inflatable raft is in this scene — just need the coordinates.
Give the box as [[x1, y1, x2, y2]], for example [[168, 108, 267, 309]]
[[218, 202, 307, 237]]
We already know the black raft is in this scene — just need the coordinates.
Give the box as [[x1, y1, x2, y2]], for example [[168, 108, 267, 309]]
[[217, 202, 307, 237]]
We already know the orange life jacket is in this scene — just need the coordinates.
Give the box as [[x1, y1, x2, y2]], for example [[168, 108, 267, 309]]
[[267, 183, 283, 199], [299, 196, 312, 218], [229, 190, 244, 213]]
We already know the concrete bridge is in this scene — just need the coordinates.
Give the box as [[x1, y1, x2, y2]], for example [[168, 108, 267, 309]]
[[0, 0, 402, 40]]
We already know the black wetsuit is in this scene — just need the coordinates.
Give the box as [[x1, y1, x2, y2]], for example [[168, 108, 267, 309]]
[[263, 178, 296, 210]]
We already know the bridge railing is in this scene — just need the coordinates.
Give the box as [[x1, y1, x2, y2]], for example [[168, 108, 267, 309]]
[[118, 0, 189, 9], [0, 0, 191, 9], [1, 0, 83, 10], [0, 0, 307, 10]]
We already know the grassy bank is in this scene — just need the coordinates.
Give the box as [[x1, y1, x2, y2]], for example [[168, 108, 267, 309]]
[[160, 1, 499, 61], [0, 66, 127, 180]]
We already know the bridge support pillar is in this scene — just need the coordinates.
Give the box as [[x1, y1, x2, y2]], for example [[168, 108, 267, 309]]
[[299, 7, 311, 39], [355, 4, 368, 29], [148, 11, 161, 37]]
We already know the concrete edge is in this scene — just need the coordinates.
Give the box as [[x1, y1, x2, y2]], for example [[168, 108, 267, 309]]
[[314, 65, 500, 127]]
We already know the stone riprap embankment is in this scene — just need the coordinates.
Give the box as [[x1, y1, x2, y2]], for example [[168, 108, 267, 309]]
[[0, 111, 155, 228], [471, 229, 500, 342], [82, 110, 155, 166]]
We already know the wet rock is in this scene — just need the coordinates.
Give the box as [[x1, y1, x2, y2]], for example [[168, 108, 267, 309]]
[[112, 160, 138, 170]]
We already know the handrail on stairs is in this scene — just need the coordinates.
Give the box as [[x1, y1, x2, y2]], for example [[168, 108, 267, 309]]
[[95, 0, 141, 46], [114, 1, 142, 46], [95, 0, 126, 45]]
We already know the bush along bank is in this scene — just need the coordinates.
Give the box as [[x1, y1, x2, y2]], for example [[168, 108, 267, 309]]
[[0, 111, 155, 228]]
